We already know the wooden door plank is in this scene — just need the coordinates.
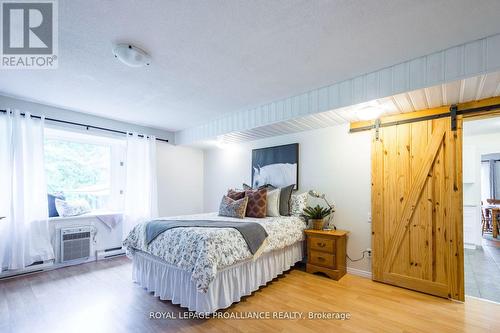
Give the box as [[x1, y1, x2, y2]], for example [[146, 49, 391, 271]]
[[393, 124, 411, 276], [422, 123, 434, 281], [382, 126, 398, 268], [432, 131, 447, 284], [447, 117, 464, 301], [371, 130, 384, 281], [409, 121, 433, 280], [383, 122, 446, 272]]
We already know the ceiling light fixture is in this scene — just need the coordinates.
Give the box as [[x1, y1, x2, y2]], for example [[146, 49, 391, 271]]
[[355, 106, 383, 121], [354, 101, 385, 120], [113, 44, 151, 67]]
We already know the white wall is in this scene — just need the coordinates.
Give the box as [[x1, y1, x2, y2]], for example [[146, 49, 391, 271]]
[[203, 124, 373, 272], [157, 142, 204, 216]]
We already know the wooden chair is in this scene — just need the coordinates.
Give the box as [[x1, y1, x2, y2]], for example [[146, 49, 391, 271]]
[[481, 201, 492, 235]]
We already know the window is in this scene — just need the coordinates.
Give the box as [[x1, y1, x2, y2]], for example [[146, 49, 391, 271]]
[[481, 153, 500, 203], [44, 128, 126, 212], [481, 161, 491, 203]]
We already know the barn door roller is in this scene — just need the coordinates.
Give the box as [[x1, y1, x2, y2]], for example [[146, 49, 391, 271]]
[[375, 118, 381, 141], [450, 104, 458, 131]]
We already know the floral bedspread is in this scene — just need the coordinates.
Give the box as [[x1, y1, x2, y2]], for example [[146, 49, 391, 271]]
[[123, 212, 305, 292]]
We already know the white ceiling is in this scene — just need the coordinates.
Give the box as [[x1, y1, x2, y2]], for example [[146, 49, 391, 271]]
[[214, 71, 500, 144], [1, 1, 500, 132]]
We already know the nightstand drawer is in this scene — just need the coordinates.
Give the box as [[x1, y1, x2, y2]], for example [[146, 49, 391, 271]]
[[310, 237, 335, 252], [309, 251, 335, 267]]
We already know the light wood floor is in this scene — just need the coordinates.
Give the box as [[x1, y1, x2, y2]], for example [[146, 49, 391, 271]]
[[1, 257, 499, 333]]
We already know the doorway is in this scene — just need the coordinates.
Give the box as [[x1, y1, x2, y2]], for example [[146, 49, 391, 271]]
[[463, 118, 500, 303]]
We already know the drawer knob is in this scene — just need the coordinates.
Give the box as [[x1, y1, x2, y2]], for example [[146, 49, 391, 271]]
[[317, 242, 326, 247], [317, 257, 325, 261]]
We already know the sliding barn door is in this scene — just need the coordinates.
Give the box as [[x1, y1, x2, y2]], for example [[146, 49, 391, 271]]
[[371, 116, 464, 301]]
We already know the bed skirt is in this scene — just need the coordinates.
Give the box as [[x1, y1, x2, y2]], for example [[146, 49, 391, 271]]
[[131, 241, 303, 313]]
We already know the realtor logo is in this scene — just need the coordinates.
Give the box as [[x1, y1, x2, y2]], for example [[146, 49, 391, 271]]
[[1, 0, 58, 69]]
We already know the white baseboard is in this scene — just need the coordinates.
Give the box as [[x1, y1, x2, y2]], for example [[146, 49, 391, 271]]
[[347, 267, 372, 279], [0, 251, 126, 280], [466, 295, 500, 305], [0, 261, 54, 280]]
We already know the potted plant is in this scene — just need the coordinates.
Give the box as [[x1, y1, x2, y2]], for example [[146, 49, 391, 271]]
[[302, 205, 332, 230]]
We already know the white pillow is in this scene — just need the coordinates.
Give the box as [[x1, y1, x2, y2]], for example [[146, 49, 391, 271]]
[[290, 192, 308, 217], [266, 189, 281, 217], [55, 198, 91, 217]]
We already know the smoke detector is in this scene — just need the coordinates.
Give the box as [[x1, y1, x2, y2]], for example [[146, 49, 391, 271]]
[[113, 44, 151, 67]]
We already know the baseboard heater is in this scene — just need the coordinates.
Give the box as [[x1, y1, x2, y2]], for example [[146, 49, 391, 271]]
[[96, 247, 125, 260], [0, 260, 54, 280]]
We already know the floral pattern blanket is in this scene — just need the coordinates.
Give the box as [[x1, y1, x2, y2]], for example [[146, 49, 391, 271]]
[[123, 213, 305, 292]]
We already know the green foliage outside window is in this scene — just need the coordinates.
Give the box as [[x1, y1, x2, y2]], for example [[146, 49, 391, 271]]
[[44, 139, 111, 209]]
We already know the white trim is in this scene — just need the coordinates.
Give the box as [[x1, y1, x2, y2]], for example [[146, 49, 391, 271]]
[[347, 267, 372, 279], [465, 295, 500, 305]]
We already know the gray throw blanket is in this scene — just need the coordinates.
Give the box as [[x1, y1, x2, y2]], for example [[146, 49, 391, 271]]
[[145, 220, 268, 254]]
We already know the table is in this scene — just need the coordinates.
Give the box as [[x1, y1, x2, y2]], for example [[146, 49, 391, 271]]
[[304, 229, 349, 280]]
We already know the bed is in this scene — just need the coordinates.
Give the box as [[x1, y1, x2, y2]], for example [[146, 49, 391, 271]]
[[123, 212, 305, 313]]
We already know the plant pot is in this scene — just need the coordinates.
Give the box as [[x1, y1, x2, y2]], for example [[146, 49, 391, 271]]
[[310, 218, 324, 230]]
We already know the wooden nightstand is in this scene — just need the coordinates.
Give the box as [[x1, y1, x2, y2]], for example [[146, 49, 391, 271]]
[[304, 229, 348, 280]]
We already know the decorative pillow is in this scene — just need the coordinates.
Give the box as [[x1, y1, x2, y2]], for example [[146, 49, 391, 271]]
[[47, 193, 65, 217], [245, 188, 268, 218], [266, 188, 281, 217], [290, 192, 308, 217], [54, 198, 91, 217], [227, 189, 245, 200], [279, 184, 295, 216], [218, 195, 248, 219]]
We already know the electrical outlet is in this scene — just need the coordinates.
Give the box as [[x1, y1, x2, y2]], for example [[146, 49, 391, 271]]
[[366, 248, 372, 258]]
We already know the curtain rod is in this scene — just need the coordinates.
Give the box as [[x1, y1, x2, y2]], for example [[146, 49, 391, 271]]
[[0, 109, 169, 143]]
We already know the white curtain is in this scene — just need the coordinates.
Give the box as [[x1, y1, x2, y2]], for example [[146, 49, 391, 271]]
[[123, 133, 158, 238], [0, 110, 54, 272]]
